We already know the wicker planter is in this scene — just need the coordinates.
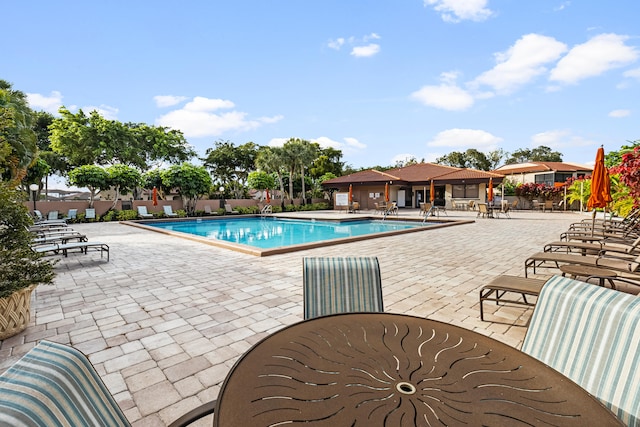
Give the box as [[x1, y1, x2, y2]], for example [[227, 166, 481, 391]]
[[0, 285, 36, 340]]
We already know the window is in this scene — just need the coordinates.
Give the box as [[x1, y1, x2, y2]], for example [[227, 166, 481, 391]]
[[452, 184, 479, 198], [534, 173, 554, 186]]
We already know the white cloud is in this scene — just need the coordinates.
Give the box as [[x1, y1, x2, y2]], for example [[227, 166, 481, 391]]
[[154, 95, 188, 108], [267, 137, 288, 147], [473, 34, 567, 94], [427, 129, 503, 150], [83, 105, 119, 120], [424, 0, 493, 23], [156, 96, 281, 138], [327, 38, 345, 50], [623, 67, 640, 79], [343, 137, 366, 149], [410, 72, 474, 111], [550, 33, 639, 84], [351, 44, 381, 57], [530, 129, 594, 150], [608, 109, 631, 118], [554, 1, 571, 11], [26, 91, 63, 114], [329, 33, 382, 57]]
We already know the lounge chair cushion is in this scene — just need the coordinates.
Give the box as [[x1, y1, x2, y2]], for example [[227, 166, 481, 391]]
[[522, 275, 640, 425], [0, 340, 130, 426]]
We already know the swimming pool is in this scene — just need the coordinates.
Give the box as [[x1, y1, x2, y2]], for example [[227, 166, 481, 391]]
[[127, 215, 469, 256]]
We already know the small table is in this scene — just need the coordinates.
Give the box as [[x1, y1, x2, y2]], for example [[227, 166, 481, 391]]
[[560, 264, 618, 289], [213, 313, 621, 426]]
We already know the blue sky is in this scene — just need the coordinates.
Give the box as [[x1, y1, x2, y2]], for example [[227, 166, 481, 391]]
[[4, 0, 640, 172]]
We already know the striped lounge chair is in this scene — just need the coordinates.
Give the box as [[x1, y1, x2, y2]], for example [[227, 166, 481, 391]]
[[522, 275, 640, 425], [303, 256, 384, 320], [0, 340, 215, 427]]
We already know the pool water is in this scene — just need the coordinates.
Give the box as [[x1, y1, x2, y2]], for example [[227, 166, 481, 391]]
[[144, 217, 428, 249]]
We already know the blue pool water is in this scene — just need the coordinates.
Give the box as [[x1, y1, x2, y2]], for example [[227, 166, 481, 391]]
[[144, 217, 428, 249]]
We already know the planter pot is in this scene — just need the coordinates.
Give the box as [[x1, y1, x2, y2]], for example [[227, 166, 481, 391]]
[[0, 285, 36, 340]]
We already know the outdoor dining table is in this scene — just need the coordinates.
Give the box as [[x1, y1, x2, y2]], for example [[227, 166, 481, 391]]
[[213, 313, 622, 426]]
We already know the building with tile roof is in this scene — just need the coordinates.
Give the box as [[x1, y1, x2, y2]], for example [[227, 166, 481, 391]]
[[492, 162, 592, 187], [321, 162, 503, 210]]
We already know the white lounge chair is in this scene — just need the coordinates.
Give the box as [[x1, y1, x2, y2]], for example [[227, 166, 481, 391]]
[[137, 206, 153, 219], [163, 205, 178, 217], [225, 204, 240, 215]]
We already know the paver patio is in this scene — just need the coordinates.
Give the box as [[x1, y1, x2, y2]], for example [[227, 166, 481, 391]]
[[1, 209, 588, 426]]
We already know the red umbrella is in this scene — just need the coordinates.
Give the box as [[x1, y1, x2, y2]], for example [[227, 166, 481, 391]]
[[430, 180, 435, 203], [348, 184, 353, 203], [384, 183, 389, 203], [152, 187, 158, 206], [587, 146, 612, 231], [266, 189, 270, 203], [487, 178, 494, 205]]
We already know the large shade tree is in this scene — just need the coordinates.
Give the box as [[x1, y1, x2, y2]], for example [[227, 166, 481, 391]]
[[0, 80, 38, 181], [161, 163, 212, 215], [202, 140, 258, 199], [67, 165, 109, 207], [504, 146, 563, 164], [50, 107, 195, 169]]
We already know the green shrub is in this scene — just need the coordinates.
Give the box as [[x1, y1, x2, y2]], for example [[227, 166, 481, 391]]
[[176, 209, 187, 217], [117, 210, 138, 221]]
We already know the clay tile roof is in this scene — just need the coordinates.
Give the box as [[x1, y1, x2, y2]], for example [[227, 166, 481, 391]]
[[322, 162, 503, 186], [493, 162, 592, 175]]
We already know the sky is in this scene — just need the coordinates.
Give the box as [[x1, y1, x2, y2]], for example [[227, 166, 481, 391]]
[[4, 0, 640, 177]]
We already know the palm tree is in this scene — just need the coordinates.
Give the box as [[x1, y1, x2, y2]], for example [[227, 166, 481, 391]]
[[298, 140, 318, 204], [256, 146, 287, 204], [281, 138, 306, 200]]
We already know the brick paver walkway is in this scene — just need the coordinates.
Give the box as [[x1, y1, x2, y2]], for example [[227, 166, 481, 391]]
[[1, 209, 586, 426]]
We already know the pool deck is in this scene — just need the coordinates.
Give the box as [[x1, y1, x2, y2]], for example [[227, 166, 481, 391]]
[[1, 208, 597, 426]]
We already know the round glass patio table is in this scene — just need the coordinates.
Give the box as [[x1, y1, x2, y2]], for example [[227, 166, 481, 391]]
[[213, 313, 622, 426]]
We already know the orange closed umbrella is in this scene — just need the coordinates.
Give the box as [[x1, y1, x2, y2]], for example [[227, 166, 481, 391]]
[[588, 146, 612, 209], [152, 187, 158, 206], [487, 178, 494, 205], [385, 183, 389, 203], [430, 180, 435, 203], [587, 146, 612, 231], [266, 189, 270, 203], [348, 184, 353, 203]]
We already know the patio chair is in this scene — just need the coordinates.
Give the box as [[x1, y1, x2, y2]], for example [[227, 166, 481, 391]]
[[137, 206, 153, 219], [85, 208, 97, 221], [68, 208, 78, 221], [477, 203, 491, 218], [33, 240, 110, 261], [468, 200, 476, 211], [224, 204, 240, 215], [303, 256, 384, 319], [544, 235, 640, 256], [524, 250, 640, 277], [47, 210, 60, 220], [479, 275, 548, 321], [521, 275, 640, 425], [203, 205, 218, 215], [163, 205, 178, 217], [0, 340, 215, 427]]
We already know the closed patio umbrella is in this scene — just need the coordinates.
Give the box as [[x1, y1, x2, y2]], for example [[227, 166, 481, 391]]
[[487, 178, 494, 206], [430, 179, 435, 204], [587, 146, 612, 233], [348, 184, 353, 203], [152, 187, 158, 206], [385, 183, 389, 203], [266, 189, 270, 203]]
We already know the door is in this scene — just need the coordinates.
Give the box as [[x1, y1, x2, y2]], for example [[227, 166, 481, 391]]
[[397, 190, 405, 207]]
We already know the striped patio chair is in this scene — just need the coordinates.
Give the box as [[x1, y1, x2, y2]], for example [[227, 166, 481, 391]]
[[0, 340, 130, 426], [303, 256, 384, 319], [521, 275, 640, 426], [0, 340, 216, 427]]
